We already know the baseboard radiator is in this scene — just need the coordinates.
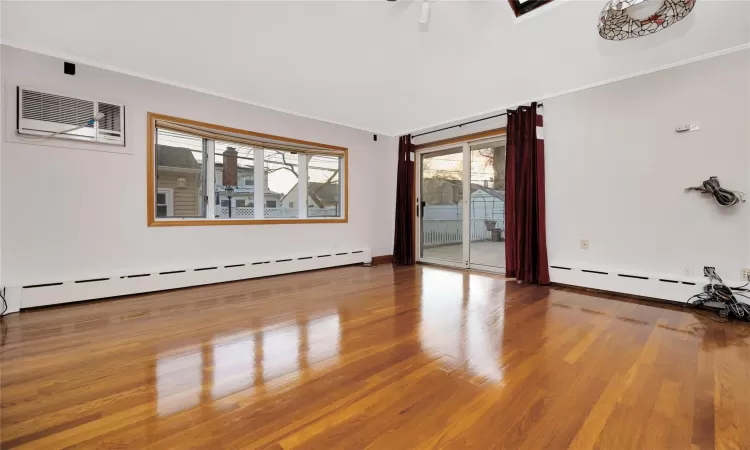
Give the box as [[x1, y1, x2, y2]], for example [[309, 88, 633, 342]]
[[19, 248, 371, 309], [549, 263, 712, 304]]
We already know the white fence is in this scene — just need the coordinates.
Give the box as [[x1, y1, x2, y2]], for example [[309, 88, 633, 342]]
[[423, 204, 505, 222], [423, 219, 499, 247], [215, 206, 340, 219]]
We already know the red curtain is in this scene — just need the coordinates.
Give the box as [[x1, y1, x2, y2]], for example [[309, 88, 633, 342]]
[[393, 135, 416, 265], [505, 103, 550, 284]]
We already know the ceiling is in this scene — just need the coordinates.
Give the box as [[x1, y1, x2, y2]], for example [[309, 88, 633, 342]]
[[2, 1, 748, 136]]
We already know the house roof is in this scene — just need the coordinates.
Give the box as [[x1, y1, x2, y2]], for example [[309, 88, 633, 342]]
[[471, 186, 505, 201], [280, 181, 340, 208], [423, 178, 504, 200], [157, 145, 200, 169], [308, 182, 340, 203]]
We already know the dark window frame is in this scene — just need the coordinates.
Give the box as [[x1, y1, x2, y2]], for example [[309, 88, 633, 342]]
[[508, 0, 555, 17]]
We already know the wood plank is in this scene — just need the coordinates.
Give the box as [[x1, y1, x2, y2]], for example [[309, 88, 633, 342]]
[[2, 264, 750, 448]]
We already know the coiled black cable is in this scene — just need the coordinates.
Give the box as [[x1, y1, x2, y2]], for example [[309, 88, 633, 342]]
[[685, 176, 745, 207], [686, 267, 750, 321]]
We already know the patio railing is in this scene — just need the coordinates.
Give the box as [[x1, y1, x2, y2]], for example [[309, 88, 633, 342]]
[[423, 219, 499, 247], [215, 206, 340, 219]]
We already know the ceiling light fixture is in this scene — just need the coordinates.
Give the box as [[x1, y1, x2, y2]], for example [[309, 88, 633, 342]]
[[598, 0, 695, 41]]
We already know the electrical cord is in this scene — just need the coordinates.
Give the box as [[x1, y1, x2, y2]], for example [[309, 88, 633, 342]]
[[684, 267, 750, 322], [0, 287, 7, 317], [685, 176, 745, 207]]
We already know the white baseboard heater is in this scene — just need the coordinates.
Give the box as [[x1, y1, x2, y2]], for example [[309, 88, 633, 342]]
[[548, 263, 712, 304], [19, 248, 371, 309]]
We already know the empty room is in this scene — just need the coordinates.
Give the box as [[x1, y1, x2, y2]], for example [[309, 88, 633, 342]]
[[0, 0, 749, 448]]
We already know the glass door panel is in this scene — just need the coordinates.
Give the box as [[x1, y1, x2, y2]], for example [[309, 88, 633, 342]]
[[419, 147, 464, 264], [469, 140, 506, 268]]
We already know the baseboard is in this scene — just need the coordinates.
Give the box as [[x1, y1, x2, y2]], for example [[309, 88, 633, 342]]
[[14, 247, 371, 311], [372, 255, 393, 265], [548, 263, 709, 304], [550, 282, 687, 308]]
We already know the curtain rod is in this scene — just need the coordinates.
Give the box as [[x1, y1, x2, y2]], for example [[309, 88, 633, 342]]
[[411, 102, 543, 139]]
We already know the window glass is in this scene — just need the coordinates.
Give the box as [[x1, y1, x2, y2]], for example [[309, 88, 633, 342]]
[[215, 141, 255, 219], [265, 150, 298, 218], [307, 155, 342, 218], [151, 115, 346, 224], [155, 128, 204, 218]]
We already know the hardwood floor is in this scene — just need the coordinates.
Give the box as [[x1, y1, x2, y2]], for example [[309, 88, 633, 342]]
[[1, 264, 749, 449]]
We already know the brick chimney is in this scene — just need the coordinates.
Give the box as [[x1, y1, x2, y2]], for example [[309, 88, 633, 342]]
[[222, 147, 238, 186]]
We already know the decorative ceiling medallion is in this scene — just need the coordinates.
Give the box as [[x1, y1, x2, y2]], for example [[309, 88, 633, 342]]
[[598, 0, 695, 41]]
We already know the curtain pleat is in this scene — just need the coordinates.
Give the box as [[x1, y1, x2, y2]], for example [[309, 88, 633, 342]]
[[393, 135, 416, 265], [504, 103, 550, 284]]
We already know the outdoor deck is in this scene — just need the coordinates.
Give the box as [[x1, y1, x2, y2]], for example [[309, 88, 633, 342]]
[[423, 241, 505, 268]]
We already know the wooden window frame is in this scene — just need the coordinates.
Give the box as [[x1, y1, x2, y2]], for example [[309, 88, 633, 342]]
[[507, 0, 555, 17], [147, 112, 348, 227], [413, 128, 506, 151]]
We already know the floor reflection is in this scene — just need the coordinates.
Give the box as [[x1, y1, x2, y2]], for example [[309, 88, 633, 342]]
[[156, 312, 341, 415], [466, 274, 504, 382], [419, 267, 507, 383], [420, 268, 465, 361], [212, 334, 254, 400], [263, 325, 300, 382], [307, 313, 341, 368], [156, 347, 203, 417]]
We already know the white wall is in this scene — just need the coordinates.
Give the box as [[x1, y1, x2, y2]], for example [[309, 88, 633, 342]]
[[370, 134, 399, 258], [1, 45, 398, 288], [544, 49, 750, 281]]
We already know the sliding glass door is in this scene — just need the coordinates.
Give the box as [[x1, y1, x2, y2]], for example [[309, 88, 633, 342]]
[[416, 137, 506, 272], [418, 147, 465, 266], [469, 140, 506, 269]]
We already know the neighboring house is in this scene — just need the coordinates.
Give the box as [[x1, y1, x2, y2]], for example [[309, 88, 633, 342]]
[[422, 178, 461, 205], [214, 165, 282, 208], [155, 145, 282, 218], [422, 182, 505, 222], [280, 181, 341, 210], [469, 186, 505, 222], [422, 178, 503, 207], [156, 145, 203, 217]]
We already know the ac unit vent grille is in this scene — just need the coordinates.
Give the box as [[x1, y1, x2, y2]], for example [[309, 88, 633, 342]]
[[21, 90, 94, 128], [98, 102, 121, 132]]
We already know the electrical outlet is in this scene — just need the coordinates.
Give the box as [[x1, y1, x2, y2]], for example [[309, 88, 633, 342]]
[[683, 267, 694, 277], [741, 268, 750, 282], [580, 239, 589, 250]]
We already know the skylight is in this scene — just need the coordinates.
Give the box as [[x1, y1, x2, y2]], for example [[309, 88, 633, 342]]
[[508, 0, 555, 17]]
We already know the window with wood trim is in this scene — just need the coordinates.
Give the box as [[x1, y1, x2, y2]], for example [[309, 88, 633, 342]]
[[508, 0, 555, 17], [147, 113, 348, 226]]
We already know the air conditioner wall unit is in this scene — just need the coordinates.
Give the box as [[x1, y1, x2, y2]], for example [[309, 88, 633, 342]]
[[16, 87, 125, 146]]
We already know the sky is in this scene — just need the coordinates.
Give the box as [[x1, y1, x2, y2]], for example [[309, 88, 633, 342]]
[[421, 141, 505, 192]]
